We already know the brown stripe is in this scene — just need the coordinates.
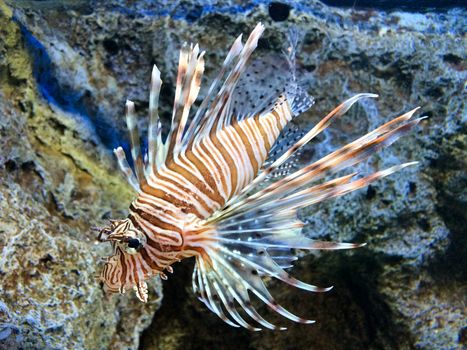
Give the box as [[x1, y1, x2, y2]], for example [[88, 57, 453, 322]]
[[135, 216, 184, 258], [141, 183, 169, 203], [263, 112, 278, 137], [118, 247, 128, 288], [132, 198, 175, 219], [128, 214, 171, 253], [254, 114, 272, 150], [130, 254, 147, 280], [131, 213, 183, 245], [140, 182, 202, 217], [128, 214, 145, 231], [210, 94, 229, 134], [198, 141, 229, 198], [184, 150, 222, 201], [135, 157, 148, 187], [232, 122, 259, 174], [139, 247, 164, 270], [102, 264, 109, 281], [204, 134, 237, 198], [223, 127, 246, 171], [271, 110, 284, 132]]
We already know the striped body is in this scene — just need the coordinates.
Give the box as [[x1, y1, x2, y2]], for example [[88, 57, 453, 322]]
[[143, 106, 290, 217], [98, 23, 421, 330], [128, 106, 292, 269]]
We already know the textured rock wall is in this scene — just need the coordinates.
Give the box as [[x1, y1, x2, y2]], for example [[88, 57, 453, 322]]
[[0, 0, 465, 349], [0, 2, 162, 349]]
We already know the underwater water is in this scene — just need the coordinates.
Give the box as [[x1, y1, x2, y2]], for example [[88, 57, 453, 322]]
[[0, 0, 465, 349]]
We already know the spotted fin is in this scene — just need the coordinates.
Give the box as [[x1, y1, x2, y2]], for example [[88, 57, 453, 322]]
[[259, 126, 305, 190], [228, 28, 313, 122]]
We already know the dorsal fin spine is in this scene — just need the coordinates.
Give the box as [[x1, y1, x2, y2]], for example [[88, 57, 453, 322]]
[[182, 34, 244, 150], [148, 64, 162, 174], [193, 23, 265, 146]]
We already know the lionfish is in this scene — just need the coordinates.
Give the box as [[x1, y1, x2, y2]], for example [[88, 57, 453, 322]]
[[97, 23, 422, 330]]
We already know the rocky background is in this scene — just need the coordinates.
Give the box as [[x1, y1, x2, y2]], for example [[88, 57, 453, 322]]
[[0, 1, 465, 349]]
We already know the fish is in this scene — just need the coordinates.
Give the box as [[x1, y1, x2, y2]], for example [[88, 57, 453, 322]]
[[96, 23, 423, 330]]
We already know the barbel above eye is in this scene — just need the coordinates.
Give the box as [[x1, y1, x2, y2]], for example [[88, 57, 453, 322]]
[[95, 226, 113, 242]]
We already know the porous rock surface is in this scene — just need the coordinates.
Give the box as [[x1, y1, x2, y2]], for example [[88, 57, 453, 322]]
[[0, 2, 161, 350], [1, 0, 466, 349]]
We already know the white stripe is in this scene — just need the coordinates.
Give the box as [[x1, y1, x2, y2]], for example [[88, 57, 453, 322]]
[[191, 144, 228, 200], [146, 177, 210, 217], [245, 118, 268, 161], [202, 137, 232, 196], [263, 113, 281, 141], [262, 114, 280, 146], [138, 190, 179, 213], [162, 167, 219, 211]]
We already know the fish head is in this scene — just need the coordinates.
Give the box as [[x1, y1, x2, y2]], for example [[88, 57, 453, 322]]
[[97, 218, 152, 301], [98, 218, 147, 254]]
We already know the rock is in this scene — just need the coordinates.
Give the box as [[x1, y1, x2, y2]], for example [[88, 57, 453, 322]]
[[0, 3, 162, 350], [1, 0, 465, 349]]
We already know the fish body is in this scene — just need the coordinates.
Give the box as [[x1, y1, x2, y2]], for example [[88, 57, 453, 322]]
[[141, 105, 291, 218], [98, 23, 422, 330]]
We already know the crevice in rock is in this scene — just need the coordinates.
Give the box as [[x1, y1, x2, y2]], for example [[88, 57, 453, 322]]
[[424, 121, 466, 284], [18, 21, 125, 149]]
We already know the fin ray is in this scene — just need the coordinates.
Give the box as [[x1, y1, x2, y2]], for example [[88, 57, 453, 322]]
[[148, 65, 163, 174]]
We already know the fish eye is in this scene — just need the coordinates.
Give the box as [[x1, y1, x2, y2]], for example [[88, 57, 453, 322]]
[[127, 238, 141, 249]]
